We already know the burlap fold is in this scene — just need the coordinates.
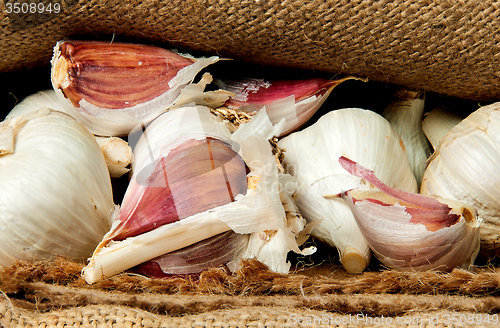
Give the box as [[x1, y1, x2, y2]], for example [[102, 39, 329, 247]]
[[2, 0, 500, 101]]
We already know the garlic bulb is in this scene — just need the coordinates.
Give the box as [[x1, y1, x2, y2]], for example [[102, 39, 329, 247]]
[[6, 90, 133, 179], [382, 88, 432, 186], [0, 109, 115, 267], [51, 40, 219, 137], [6, 90, 65, 119], [278, 108, 418, 273], [215, 76, 356, 137], [422, 106, 463, 150], [83, 106, 313, 283], [334, 156, 481, 271], [421, 102, 500, 256]]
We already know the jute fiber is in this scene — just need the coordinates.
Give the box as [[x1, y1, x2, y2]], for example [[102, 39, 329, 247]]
[[0, 259, 499, 327], [1, 0, 500, 101]]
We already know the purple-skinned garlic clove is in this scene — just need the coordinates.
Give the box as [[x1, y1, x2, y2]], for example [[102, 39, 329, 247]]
[[51, 40, 219, 137], [215, 76, 358, 137], [328, 156, 481, 272]]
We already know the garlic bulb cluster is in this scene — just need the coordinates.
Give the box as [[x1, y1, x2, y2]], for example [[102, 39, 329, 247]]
[[334, 156, 481, 271], [51, 40, 220, 137], [0, 109, 115, 267], [216, 76, 356, 137], [83, 106, 314, 283], [382, 88, 432, 186], [421, 102, 500, 255], [278, 108, 418, 273]]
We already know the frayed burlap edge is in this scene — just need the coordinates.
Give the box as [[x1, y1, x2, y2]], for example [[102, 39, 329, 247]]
[[0, 258, 499, 327], [2, 258, 499, 297]]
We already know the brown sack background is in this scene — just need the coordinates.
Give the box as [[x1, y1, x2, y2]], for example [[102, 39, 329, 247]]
[[1, 0, 500, 101]]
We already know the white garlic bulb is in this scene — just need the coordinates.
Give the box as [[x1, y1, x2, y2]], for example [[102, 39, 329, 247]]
[[278, 108, 418, 273], [421, 102, 500, 256], [0, 109, 115, 267]]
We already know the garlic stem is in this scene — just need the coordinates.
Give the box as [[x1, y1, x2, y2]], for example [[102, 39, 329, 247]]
[[422, 106, 463, 150], [94, 136, 133, 178]]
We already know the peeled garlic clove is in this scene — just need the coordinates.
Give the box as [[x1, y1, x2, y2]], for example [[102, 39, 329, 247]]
[[94, 136, 133, 178], [278, 108, 418, 274], [382, 88, 432, 187], [83, 106, 313, 283], [422, 106, 463, 150], [131, 231, 249, 277], [335, 156, 481, 271], [421, 102, 500, 257], [0, 109, 115, 267], [215, 76, 356, 137], [51, 40, 219, 137]]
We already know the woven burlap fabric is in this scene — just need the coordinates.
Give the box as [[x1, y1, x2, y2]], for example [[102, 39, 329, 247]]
[[0, 259, 499, 327], [1, 0, 500, 101]]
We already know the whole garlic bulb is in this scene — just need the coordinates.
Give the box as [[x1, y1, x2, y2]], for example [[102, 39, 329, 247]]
[[0, 109, 115, 267], [278, 108, 417, 273], [421, 102, 500, 256]]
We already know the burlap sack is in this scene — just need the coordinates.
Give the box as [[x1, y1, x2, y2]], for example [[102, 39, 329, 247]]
[[1, 0, 500, 101], [1, 259, 499, 327]]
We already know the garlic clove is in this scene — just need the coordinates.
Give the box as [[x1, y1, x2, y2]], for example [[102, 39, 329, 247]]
[[333, 156, 481, 272], [83, 106, 313, 283], [422, 106, 463, 150], [278, 108, 418, 274], [215, 76, 358, 137], [131, 231, 249, 277], [382, 88, 432, 187], [105, 137, 248, 242], [51, 40, 219, 137]]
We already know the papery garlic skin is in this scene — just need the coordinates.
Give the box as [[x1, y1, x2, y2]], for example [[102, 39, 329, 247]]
[[278, 108, 418, 273], [382, 88, 432, 186], [0, 109, 115, 267], [422, 106, 463, 150], [83, 106, 312, 283], [51, 40, 219, 137], [336, 156, 481, 272], [421, 102, 500, 256]]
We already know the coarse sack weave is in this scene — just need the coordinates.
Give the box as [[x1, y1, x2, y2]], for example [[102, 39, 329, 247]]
[[0, 259, 499, 327], [1, 0, 500, 101]]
